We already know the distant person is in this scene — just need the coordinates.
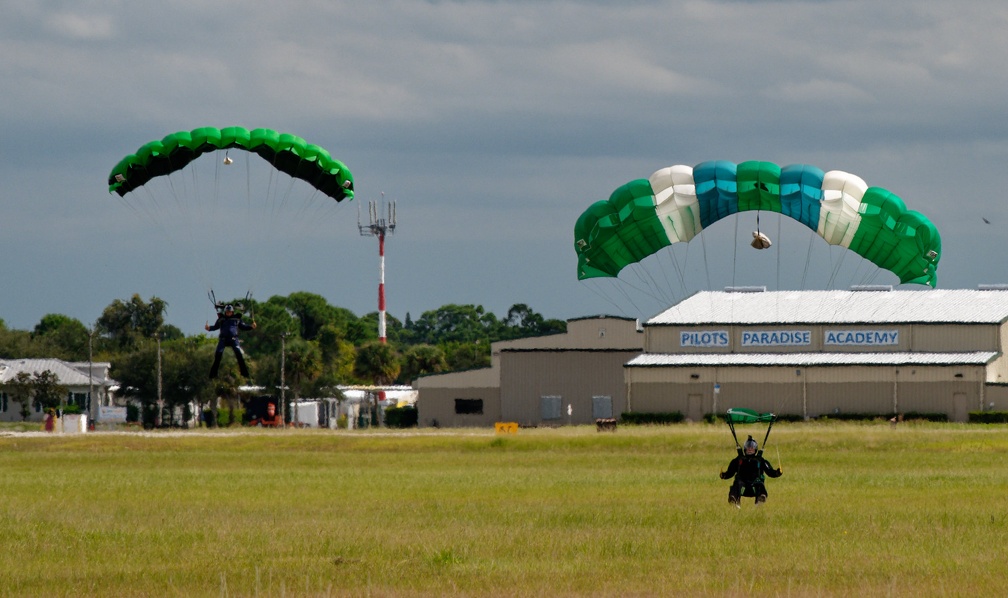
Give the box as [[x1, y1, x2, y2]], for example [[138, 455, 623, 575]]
[[720, 435, 782, 507], [205, 304, 256, 379]]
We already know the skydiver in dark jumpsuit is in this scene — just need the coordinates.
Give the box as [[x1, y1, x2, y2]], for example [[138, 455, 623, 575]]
[[205, 304, 256, 379], [720, 435, 783, 507]]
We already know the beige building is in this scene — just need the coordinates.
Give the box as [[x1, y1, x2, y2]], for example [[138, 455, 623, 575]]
[[414, 316, 643, 427], [628, 287, 1008, 422], [414, 287, 1008, 427]]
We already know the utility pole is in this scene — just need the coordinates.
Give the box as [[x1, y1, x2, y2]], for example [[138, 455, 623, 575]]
[[280, 331, 287, 425], [359, 194, 397, 343], [88, 327, 95, 424], [156, 332, 163, 427]]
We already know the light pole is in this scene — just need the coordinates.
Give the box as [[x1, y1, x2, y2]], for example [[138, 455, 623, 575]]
[[156, 331, 163, 427], [280, 331, 287, 425], [88, 327, 96, 424]]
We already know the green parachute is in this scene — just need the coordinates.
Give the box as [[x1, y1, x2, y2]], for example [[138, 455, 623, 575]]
[[725, 408, 776, 454], [108, 127, 354, 201], [574, 161, 941, 287]]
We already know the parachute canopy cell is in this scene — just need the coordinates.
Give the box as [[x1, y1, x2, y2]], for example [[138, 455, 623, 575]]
[[108, 127, 354, 201], [574, 161, 941, 287], [725, 408, 776, 424]]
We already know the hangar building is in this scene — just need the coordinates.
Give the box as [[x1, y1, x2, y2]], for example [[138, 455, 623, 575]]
[[414, 287, 1008, 427], [628, 287, 1008, 422], [414, 316, 642, 427]]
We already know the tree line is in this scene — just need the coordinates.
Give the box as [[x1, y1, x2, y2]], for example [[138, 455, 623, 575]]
[[0, 292, 566, 420]]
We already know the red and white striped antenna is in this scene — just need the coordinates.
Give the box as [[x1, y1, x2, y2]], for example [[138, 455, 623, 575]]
[[358, 193, 397, 343]]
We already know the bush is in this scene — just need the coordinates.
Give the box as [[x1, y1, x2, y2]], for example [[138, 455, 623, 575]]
[[384, 406, 418, 429], [969, 411, 1008, 423], [620, 411, 684, 425], [814, 412, 947, 423], [141, 404, 157, 429], [126, 403, 140, 423], [215, 407, 245, 427]]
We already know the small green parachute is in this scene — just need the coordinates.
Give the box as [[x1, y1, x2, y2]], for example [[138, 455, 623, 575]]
[[725, 408, 776, 454], [108, 126, 354, 202]]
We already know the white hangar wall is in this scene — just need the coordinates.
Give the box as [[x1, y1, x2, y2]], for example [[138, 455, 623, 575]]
[[628, 288, 1008, 422]]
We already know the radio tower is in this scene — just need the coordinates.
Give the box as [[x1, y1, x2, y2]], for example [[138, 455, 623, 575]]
[[358, 194, 397, 343]]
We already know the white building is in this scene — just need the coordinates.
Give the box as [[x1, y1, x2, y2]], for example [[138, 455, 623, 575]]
[[0, 358, 117, 423]]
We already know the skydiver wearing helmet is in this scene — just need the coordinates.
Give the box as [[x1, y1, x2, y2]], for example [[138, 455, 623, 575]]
[[205, 303, 256, 379], [720, 435, 782, 507]]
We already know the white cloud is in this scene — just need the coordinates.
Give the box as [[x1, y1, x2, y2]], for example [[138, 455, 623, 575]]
[[45, 12, 115, 41]]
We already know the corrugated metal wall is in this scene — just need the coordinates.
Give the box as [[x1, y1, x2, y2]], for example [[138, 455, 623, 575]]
[[500, 350, 637, 426], [627, 364, 987, 421], [416, 387, 501, 428]]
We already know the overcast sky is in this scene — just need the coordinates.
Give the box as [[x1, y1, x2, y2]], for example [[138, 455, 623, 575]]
[[3, 1, 1008, 336]]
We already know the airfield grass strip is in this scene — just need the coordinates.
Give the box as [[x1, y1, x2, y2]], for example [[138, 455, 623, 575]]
[[0, 423, 1007, 596]]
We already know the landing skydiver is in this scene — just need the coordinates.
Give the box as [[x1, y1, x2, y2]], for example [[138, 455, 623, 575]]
[[205, 303, 256, 379], [720, 435, 782, 507]]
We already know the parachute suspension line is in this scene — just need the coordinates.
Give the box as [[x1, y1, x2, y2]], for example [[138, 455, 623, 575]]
[[160, 159, 210, 292], [658, 244, 690, 306], [775, 214, 782, 291], [644, 247, 689, 308], [622, 263, 674, 308], [698, 231, 715, 313], [599, 277, 650, 320], [698, 230, 713, 292], [825, 245, 848, 290], [583, 281, 628, 318], [247, 150, 276, 299], [585, 281, 639, 320], [799, 228, 816, 290], [726, 417, 741, 450], [730, 216, 741, 323], [632, 259, 671, 308], [775, 214, 782, 319], [731, 215, 740, 289]]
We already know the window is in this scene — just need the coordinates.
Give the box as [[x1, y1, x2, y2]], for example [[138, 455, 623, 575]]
[[454, 398, 483, 415], [541, 395, 562, 420], [592, 395, 613, 419]]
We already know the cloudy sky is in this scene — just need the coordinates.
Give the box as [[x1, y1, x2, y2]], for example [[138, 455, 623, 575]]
[[3, 0, 1008, 336]]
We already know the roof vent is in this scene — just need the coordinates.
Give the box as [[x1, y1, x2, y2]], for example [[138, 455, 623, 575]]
[[850, 285, 893, 292], [978, 284, 1008, 290], [724, 286, 766, 293]]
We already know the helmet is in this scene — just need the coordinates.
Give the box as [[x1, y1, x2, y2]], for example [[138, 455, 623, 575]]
[[224, 304, 234, 313], [743, 436, 758, 456]]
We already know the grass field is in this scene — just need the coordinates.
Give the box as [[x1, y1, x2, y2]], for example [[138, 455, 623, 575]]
[[2, 422, 1007, 597]]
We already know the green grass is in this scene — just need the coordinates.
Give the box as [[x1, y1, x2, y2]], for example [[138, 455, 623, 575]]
[[1, 423, 1007, 596]]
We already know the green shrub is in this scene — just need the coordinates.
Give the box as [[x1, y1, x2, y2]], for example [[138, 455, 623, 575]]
[[620, 411, 684, 425], [141, 404, 157, 429], [214, 407, 245, 427], [969, 411, 1008, 423], [384, 406, 418, 429], [815, 412, 947, 422], [126, 403, 140, 423]]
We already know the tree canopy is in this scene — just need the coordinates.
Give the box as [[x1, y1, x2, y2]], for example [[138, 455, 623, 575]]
[[1, 293, 567, 411]]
